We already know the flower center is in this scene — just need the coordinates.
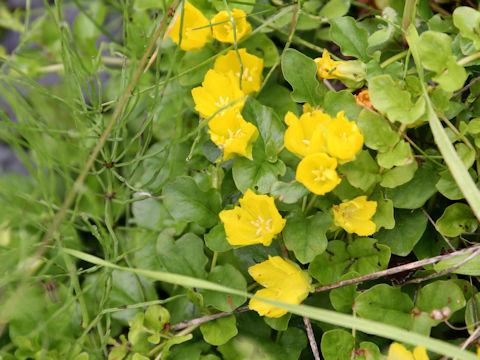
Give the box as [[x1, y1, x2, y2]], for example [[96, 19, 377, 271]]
[[312, 168, 336, 182], [251, 215, 273, 236], [236, 67, 253, 82], [214, 96, 230, 108], [225, 128, 244, 143]]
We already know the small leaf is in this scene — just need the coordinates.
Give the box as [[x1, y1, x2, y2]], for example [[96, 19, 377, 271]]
[[375, 209, 428, 256], [242, 33, 279, 67], [144, 305, 170, 332], [385, 161, 440, 209], [232, 142, 286, 194], [354, 284, 414, 329], [161, 334, 193, 360], [264, 313, 291, 331], [330, 17, 369, 60], [436, 170, 464, 200], [323, 90, 361, 121], [309, 238, 390, 285], [377, 140, 412, 169], [416, 280, 466, 323], [202, 264, 247, 312], [242, 98, 285, 161], [436, 203, 478, 237], [369, 74, 425, 124], [321, 329, 354, 360], [380, 160, 418, 188], [281, 48, 325, 105], [329, 272, 359, 313], [157, 233, 208, 278], [453, 7, 480, 50], [283, 212, 331, 264], [340, 150, 381, 191], [318, 0, 351, 19], [370, 189, 395, 230], [200, 315, 238, 346], [162, 176, 221, 228], [357, 109, 399, 152], [270, 180, 309, 204], [204, 224, 233, 252]]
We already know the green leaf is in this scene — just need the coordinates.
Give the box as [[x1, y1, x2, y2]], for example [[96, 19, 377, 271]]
[[242, 98, 285, 161], [204, 224, 233, 252], [179, 47, 216, 87], [256, 84, 298, 119], [357, 109, 399, 152], [200, 315, 238, 346], [323, 90, 361, 121], [281, 48, 324, 105], [416, 280, 466, 322], [232, 144, 286, 194], [375, 209, 428, 256], [329, 272, 359, 313], [157, 233, 208, 279], [377, 140, 412, 169], [356, 342, 383, 360], [108, 346, 128, 360], [380, 160, 418, 188], [339, 150, 381, 191], [369, 74, 425, 124], [66, 248, 480, 360], [264, 313, 291, 331], [203, 264, 247, 312], [385, 160, 440, 209], [242, 33, 279, 67], [144, 305, 170, 332], [270, 180, 309, 204], [370, 189, 395, 230], [465, 293, 480, 334], [436, 170, 464, 200], [418, 31, 453, 73], [435, 252, 480, 276], [161, 335, 193, 360], [436, 202, 478, 237], [309, 238, 390, 285], [329, 17, 369, 60], [319, 0, 351, 19], [354, 284, 414, 329], [162, 176, 221, 228], [321, 330, 354, 360], [283, 212, 331, 264], [453, 7, 480, 50]]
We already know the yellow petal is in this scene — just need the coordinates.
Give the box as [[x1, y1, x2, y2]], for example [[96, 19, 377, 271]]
[[191, 70, 245, 118], [214, 49, 264, 94], [333, 196, 377, 236], [387, 343, 415, 360], [212, 9, 252, 44], [168, 2, 211, 51], [220, 190, 285, 247], [314, 49, 343, 79], [325, 111, 364, 161], [208, 109, 258, 160], [296, 153, 341, 195], [413, 347, 429, 360]]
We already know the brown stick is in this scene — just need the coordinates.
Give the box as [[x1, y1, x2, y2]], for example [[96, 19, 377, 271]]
[[170, 306, 249, 331], [315, 244, 480, 293], [303, 316, 321, 360]]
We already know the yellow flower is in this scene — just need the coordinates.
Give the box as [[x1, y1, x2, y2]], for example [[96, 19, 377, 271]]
[[333, 196, 377, 236], [296, 153, 341, 195], [208, 109, 258, 160], [314, 49, 344, 79], [191, 69, 245, 118], [314, 50, 366, 89], [387, 343, 429, 360], [169, 2, 211, 51], [248, 256, 312, 318], [284, 110, 331, 158], [219, 189, 286, 247], [212, 9, 252, 43], [325, 111, 364, 161], [214, 49, 264, 94]]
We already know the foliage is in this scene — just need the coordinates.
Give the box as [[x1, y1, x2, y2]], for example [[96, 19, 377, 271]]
[[1, 0, 480, 359]]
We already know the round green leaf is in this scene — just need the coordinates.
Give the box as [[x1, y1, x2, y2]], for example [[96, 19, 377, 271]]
[[200, 315, 238, 346], [321, 329, 354, 360], [436, 203, 478, 237], [357, 109, 399, 152], [354, 284, 414, 329], [416, 280, 466, 321], [202, 264, 247, 312], [339, 150, 381, 191], [205, 224, 233, 252], [375, 209, 428, 256]]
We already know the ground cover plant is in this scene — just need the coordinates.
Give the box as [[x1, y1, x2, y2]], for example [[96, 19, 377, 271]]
[[3, 0, 480, 359]]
